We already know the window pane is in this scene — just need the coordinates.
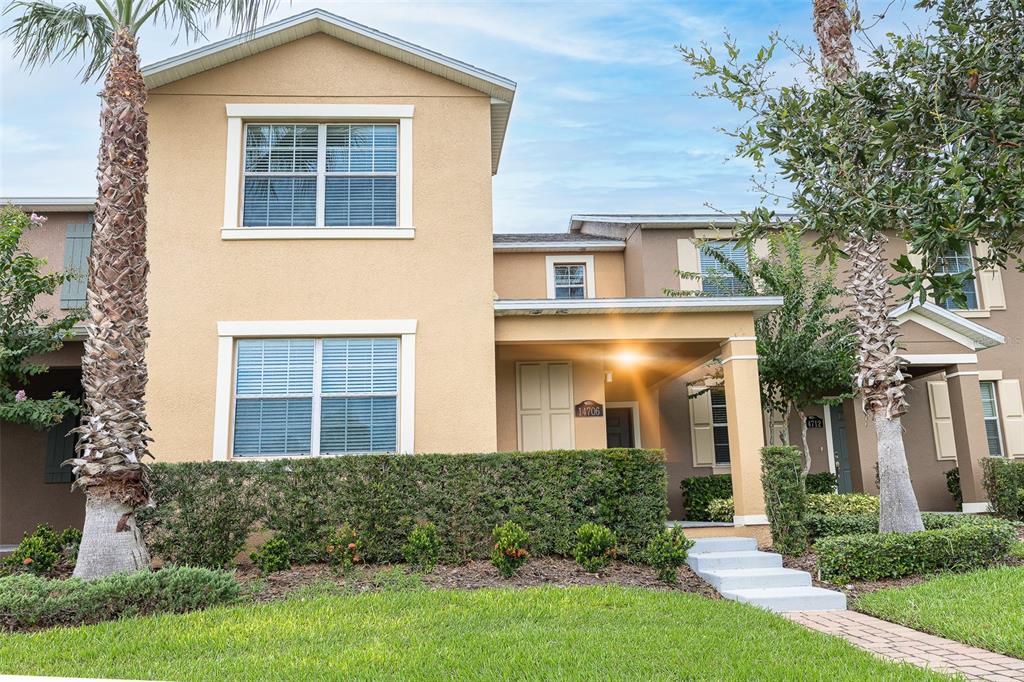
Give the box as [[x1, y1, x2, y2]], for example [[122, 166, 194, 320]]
[[236, 339, 314, 395], [713, 426, 731, 464], [324, 176, 397, 226], [321, 338, 399, 394], [936, 247, 978, 310], [980, 382, 998, 418], [320, 396, 397, 453], [700, 241, 748, 295], [244, 124, 317, 173], [242, 177, 316, 227], [325, 124, 398, 174], [233, 397, 312, 456], [985, 420, 1003, 456]]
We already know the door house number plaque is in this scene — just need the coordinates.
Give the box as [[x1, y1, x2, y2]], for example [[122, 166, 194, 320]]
[[575, 400, 604, 418]]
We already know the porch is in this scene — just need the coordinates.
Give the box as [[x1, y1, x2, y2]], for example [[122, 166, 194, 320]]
[[493, 296, 782, 533]]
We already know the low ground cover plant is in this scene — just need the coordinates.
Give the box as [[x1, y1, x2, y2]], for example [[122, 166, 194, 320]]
[[143, 449, 666, 568], [0, 566, 240, 630], [491, 521, 529, 577], [403, 522, 441, 572], [805, 493, 879, 516], [251, 537, 291, 575], [574, 523, 617, 573], [816, 523, 1016, 582], [645, 527, 694, 583], [705, 498, 734, 522], [325, 525, 362, 571]]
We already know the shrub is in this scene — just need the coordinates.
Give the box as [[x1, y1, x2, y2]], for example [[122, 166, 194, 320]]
[[491, 521, 529, 578], [807, 511, 1019, 539], [139, 462, 262, 569], [815, 524, 1017, 582], [805, 493, 879, 516], [805, 472, 838, 494], [251, 537, 291, 575], [144, 450, 666, 566], [403, 522, 441, 572], [982, 457, 1024, 521], [761, 446, 808, 555], [705, 497, 734, 522], [573, 523, 617, 573], [0, 566, 240, 630], [645, 527, 694, 583], [5, 524, 81, 576], [679, 474, 732, 521], [945, 467, 962, 506], [325, 525, 362, 571]]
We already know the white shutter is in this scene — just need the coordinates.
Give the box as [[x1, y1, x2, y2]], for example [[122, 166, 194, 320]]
[[676, 239, 701, 292], [689, 386, 715, 466], [974, 241, 1006, 311], [752, 238, 770, 260], [927, 381, 958, 461], [997, 379, 1024, 456]]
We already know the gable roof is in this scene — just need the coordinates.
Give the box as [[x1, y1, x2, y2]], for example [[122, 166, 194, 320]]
[[141, 9, 516, 174], [890, 300, 1004, 351]]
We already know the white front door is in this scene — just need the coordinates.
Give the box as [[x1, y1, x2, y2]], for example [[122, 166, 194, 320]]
[[517, 362, 574, 451]]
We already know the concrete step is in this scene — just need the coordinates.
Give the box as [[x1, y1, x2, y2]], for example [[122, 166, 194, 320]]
[[687, 550, 783, 573], [719, 586, 848, 613], [688, 536, 756, 555], [700, 567, 811, 591]]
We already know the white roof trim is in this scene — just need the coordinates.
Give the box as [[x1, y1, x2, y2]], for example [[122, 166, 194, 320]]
[[569, 213, 796, 230], [1, 197, 94, 212], [493, 240, 625, 253], [141, 9, 515, 174], [890, 300, 1004, 351], [494, 296, 783, 317]]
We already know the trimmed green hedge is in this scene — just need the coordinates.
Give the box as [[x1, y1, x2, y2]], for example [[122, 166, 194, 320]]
[[805, 472, 838, 494], [0, 566, 240, 630], [806, 493, 879, 516], [807, 512, 1020, 539], [982, 457, 1024, 521], [816, 524, 1017, 582], [761, 446, 808, 555], [679, 474, 732, 521], [141, 449, 667, 568]]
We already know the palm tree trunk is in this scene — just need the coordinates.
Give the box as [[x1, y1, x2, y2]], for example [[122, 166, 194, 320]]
[[71, 27, 152, 579], [811, 0, 923, 532]]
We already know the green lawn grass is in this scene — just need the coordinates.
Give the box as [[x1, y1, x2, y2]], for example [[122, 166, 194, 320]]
[[857, 566, 1024, 659], [0, 586, 942, 681]]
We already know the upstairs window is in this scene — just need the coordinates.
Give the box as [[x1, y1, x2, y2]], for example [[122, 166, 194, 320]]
[[699, 241, 748, 296], [242, 123, 398, 228], [935, 247, 979, 310], [553, 263, 587, 299], [980, 381, 1004, 456]]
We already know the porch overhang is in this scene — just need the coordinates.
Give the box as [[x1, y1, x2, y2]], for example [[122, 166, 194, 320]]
[[494, 296, 782, 317], [890, 300, 1004, 352]]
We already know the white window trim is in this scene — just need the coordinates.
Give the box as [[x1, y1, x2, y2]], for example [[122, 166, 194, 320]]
[[545, 254, 596, 299], [213, 319, 416, 460], [222, 104, 413, 239], [606, 401, 642, 448]]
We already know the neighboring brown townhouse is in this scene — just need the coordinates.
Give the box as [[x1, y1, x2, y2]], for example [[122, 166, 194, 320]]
[[2, 10, 1020, 545]]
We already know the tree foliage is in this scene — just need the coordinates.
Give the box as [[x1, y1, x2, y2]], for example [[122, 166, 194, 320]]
[[678, 0, 1024, 307], [0, 205, 83, 430], [668, 227, 857, 469]]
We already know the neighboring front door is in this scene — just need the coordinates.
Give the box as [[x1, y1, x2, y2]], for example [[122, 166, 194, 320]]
[[829, 404, 853, 493], [605, 407, 635, 448], [517, 362, 574, 450]]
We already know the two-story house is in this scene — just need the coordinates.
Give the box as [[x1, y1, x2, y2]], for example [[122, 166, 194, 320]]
[[2, 9, 1021, 545]]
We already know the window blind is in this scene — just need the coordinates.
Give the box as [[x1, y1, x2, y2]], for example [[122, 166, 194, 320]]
[[936, 248, 979, 310], [700, 241, 748, 296], [232, 337, 399, 457]]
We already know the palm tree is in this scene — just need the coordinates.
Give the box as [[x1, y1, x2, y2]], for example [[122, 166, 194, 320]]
[[4, 0, 279, 578], [810, 0, 924, 532]]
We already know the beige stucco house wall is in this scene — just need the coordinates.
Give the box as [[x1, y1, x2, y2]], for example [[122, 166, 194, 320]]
[[145, 32, 500, 461]]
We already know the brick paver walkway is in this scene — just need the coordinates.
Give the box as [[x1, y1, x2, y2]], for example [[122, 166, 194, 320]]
[[786, 610, 1024, 681]]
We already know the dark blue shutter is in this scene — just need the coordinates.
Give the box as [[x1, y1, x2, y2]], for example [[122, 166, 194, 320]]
[[44, 412, 78, 484], [60, 223, 92, 308]]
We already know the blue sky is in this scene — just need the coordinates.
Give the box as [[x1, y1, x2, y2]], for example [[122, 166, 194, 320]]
[[0, 0, 929, 233]]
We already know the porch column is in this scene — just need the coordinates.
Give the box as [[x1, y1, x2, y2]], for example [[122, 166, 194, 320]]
[[721, 339, 767, 525], [946, 365, 990, 512]]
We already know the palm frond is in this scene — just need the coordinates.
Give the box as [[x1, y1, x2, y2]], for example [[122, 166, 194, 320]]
[[3, 1, 113, 81], [203, 0, 279, 34]]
